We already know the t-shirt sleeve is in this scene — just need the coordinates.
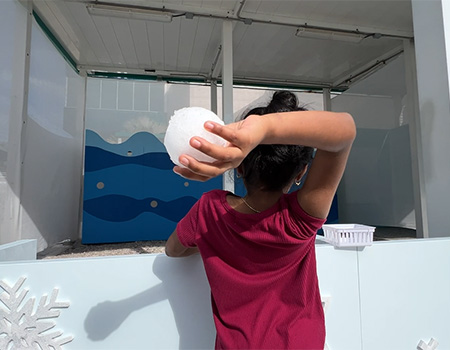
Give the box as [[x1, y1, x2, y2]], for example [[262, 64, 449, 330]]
[[287, 192, 327, 238], [176, 198, 201, 248]]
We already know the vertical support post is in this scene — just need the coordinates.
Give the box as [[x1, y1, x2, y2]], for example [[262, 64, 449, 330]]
[[403, 39, 428, 238], [222, 20, 234, 193], [410, 0, 450, 237], [211, 80, 218, 114], [322, 88, 331, 111], [1, 1, 32, 244], [78, 76, 88, 239]]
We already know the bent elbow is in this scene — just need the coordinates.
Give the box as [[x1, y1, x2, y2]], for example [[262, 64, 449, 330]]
[[343, 112, 357, 144], [165, 245, 177, 257]]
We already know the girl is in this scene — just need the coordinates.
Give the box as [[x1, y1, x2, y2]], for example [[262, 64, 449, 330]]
[[166, 91, 356, 349]]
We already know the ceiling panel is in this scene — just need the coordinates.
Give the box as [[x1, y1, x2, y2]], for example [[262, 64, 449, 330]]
[[163, 18, 182, 71], [177, 17, 200, 71], [91, 16, 125, 66], [33, 1, 81, 61], [188, 17, 220, 74], [232, 21, 403, 86], [62, 2, 112, 65], [146, 21, 165, 70], [33, 0, 412, 89], [129, 20, 151, 69], [57, 1, 99, 64], [110, 17, 140, 67], [241, 0, 413, 37], [198, 19, 222, 75]]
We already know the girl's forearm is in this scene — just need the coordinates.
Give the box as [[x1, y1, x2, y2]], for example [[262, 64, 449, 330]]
[[261, 111, 356, 152]]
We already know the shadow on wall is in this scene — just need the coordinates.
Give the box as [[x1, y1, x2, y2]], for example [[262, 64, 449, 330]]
[[16, 116, 83, 249], [84, 254, 216, 348]]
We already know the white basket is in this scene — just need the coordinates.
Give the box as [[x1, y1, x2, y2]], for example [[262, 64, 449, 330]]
[[322, 224, 375, 247]]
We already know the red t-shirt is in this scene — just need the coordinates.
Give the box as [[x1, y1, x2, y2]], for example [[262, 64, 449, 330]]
[[176, 189, 326, 349]]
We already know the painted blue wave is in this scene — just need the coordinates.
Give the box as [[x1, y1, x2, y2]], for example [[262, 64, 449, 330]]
[[85, 129, 166, 156], [83, 194, 197, 222], [85, 146, 174, 172], [82, 211, 175, 243], [83, 163, 222, 200]]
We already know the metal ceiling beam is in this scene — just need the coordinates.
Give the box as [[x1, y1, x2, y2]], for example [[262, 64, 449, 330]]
[[332, 46, 405, 89], [236, 0, 413, 39], [79, 0, 413, 39], [222, 19, 234, 193]]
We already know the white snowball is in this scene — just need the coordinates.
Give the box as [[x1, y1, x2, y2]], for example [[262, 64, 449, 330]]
[[164, 107, 227, 167]]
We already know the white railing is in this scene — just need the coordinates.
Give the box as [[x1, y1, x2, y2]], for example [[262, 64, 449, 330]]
[[1, 238, 449, 350]]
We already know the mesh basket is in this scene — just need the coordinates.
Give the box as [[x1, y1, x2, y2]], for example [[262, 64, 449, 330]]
[[322, 224, 375, 247]]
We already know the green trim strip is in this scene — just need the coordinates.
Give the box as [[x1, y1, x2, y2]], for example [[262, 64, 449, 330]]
[[87, 71, 345, 92], [87, 71, 206, 84], [32, 10, 79, 74]]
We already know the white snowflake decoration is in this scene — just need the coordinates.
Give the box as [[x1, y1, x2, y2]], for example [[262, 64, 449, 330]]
[[0, 277, 73, 349]]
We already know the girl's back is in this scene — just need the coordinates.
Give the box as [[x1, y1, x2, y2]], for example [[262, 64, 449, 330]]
[[166, 91, 356, 349], [176, 190, 325, 349]]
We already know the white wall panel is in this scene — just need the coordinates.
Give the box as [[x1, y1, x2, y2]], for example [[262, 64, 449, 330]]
[[134, 82, 150, 111], [0, 254, 215, 349], [100, 80, 117, 109], [412, 0, 450, 237], [0, 0, 29, 246], [118, 81, 134, 110], [316, 244, 362, 350], [21, 19, 85, 251], [2, 239, 448, 349], [358, 239, 450, 350], [332, 55, 415, 229], [0, 239, 36, 262]]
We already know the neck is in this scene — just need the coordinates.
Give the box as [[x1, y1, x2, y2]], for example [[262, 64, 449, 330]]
[[243, 190, 283, 213]]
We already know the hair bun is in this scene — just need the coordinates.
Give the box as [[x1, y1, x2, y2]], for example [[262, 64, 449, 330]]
[[267, 91, 298, 113]]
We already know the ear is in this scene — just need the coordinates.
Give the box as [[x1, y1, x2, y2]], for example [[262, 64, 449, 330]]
[[296, 165, 309, 182], [237, 164, 243, 176]]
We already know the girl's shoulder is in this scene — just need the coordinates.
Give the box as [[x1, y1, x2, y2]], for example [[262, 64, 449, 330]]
[[198, 189, 229, 208], [284, 191, 326, 227], [201, 189, 228, 199]]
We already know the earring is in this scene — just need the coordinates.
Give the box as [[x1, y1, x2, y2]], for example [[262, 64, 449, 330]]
[[295, 180, 301, 186]]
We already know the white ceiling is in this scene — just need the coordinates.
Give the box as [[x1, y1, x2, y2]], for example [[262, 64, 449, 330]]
[[33, 0, 413, 90]]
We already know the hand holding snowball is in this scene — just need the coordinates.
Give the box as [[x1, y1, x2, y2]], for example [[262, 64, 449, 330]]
[[165, 110, 269, 182], [164, 107, 229, 167]]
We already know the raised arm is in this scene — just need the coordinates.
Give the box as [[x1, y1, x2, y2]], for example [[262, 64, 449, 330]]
[[174, 111, 356, 218], [262, 111, 356, 218]]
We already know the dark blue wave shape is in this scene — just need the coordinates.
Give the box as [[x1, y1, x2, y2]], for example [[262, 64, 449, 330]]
[[83, 194, 197, 222], [85, 146, 174, 172], [85, 129, 167, 155]]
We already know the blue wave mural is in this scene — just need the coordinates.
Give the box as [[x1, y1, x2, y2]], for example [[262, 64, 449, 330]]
[[84, 195, 197, 222], [84, 164, 219, 201], [85, 147, 173, 172], [82, 211, 175, 243], [85, 129, 166, 155], [82, 130, 222, 244]]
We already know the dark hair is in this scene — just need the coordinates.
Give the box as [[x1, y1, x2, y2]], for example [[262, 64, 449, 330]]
[[239, 91, 314, 193]]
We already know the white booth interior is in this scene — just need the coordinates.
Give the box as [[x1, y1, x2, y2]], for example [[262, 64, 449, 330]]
[[1, 1, 450, 349]]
